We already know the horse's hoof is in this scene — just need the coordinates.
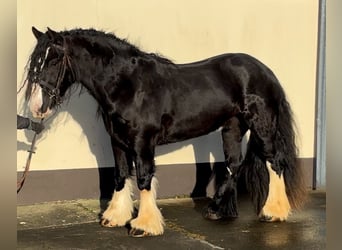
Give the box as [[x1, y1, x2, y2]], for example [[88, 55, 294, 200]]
[[259, 215, 282, 222], [129, 228, 153, 237], [203, 207, 223, 220], [100, 219, 117, 227], [100, 219, 110, 227]]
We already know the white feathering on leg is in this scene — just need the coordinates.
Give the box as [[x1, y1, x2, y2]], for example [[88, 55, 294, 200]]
[[130, 177, 165, 235], [260, 161, 291, 221], [101, 178, 134, 227]]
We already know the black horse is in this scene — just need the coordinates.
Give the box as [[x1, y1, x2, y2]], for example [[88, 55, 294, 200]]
[[24, 27, 306, 237]]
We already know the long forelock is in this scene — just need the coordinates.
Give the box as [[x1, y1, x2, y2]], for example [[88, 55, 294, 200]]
[[25, 36, 52, 100]]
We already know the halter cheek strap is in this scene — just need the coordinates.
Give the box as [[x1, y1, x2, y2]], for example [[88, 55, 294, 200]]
[[39, 49, 73, 106], [40, 80, 62, 105], [39, 80, 59, 94]]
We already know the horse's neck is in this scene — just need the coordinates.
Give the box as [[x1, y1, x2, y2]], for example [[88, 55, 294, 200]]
[[71, 46, 125, 112]]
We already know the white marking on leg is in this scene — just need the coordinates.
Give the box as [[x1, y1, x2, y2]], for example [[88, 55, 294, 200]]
[[260, 161, 291, 221], [130, 177, 165, 235], [101, 178, 134, 227], [226, 166, 232, 176]]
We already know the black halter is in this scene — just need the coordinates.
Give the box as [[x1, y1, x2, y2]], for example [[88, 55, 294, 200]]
[[39, 44, 73, 106], [39, 80, 62, 105]]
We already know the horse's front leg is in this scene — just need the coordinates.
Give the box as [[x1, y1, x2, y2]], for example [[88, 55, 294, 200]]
[[128, 134, 164, 237], [101, 141, 135, 227]]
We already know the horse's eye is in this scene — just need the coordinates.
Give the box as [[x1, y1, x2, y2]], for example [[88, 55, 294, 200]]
[[48, 58, 59, 66]]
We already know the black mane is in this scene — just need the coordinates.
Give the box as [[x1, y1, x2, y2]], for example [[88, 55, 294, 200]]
[[64, 28, 174, 64], [25, 28, 174, 100]]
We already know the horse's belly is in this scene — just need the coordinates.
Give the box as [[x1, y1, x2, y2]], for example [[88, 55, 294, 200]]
[[156, 114, 226, 145]]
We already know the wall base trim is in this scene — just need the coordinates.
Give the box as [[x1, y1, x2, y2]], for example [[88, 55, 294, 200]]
[[17, 158, 314, 205]]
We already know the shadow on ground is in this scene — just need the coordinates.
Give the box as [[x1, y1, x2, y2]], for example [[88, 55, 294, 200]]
[[17, 191, 325, 250]]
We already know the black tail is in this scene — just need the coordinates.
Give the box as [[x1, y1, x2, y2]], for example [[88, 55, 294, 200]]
[[240, 97, 307, 214], [274, 98, 307, 210]]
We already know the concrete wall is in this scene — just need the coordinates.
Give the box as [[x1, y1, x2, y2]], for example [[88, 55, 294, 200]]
[[17, 1, 318, 202]]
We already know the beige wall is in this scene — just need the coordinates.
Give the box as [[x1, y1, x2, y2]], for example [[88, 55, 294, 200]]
[[17, 0, 318, 171]]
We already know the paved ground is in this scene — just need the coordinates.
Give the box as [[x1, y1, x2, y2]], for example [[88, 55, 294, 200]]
[[17, 191, 325, 250]]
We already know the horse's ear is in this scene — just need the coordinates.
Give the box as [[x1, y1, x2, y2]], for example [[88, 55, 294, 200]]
[[32, 26, 43, 39], [46, 27, 64, 45]]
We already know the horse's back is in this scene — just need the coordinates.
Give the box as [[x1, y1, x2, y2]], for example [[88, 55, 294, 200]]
[[174, 52, 282, 105]]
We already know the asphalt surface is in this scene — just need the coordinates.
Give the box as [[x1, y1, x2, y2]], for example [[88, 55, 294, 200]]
[[17, 191, 325, 250]]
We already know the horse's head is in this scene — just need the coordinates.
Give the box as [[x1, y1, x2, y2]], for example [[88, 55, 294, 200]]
[[25, 27, 75, 118]]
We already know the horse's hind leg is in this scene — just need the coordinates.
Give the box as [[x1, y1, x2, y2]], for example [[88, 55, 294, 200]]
[[190, 162, 212, 198], [205, 116, 247, 220], [101, 143, 134, 227], [248, 133, 291, 222], [243, 95, 291, 221]]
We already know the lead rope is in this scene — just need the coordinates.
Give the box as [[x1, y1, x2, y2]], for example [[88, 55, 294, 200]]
[[17, 118, 44, 193]]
